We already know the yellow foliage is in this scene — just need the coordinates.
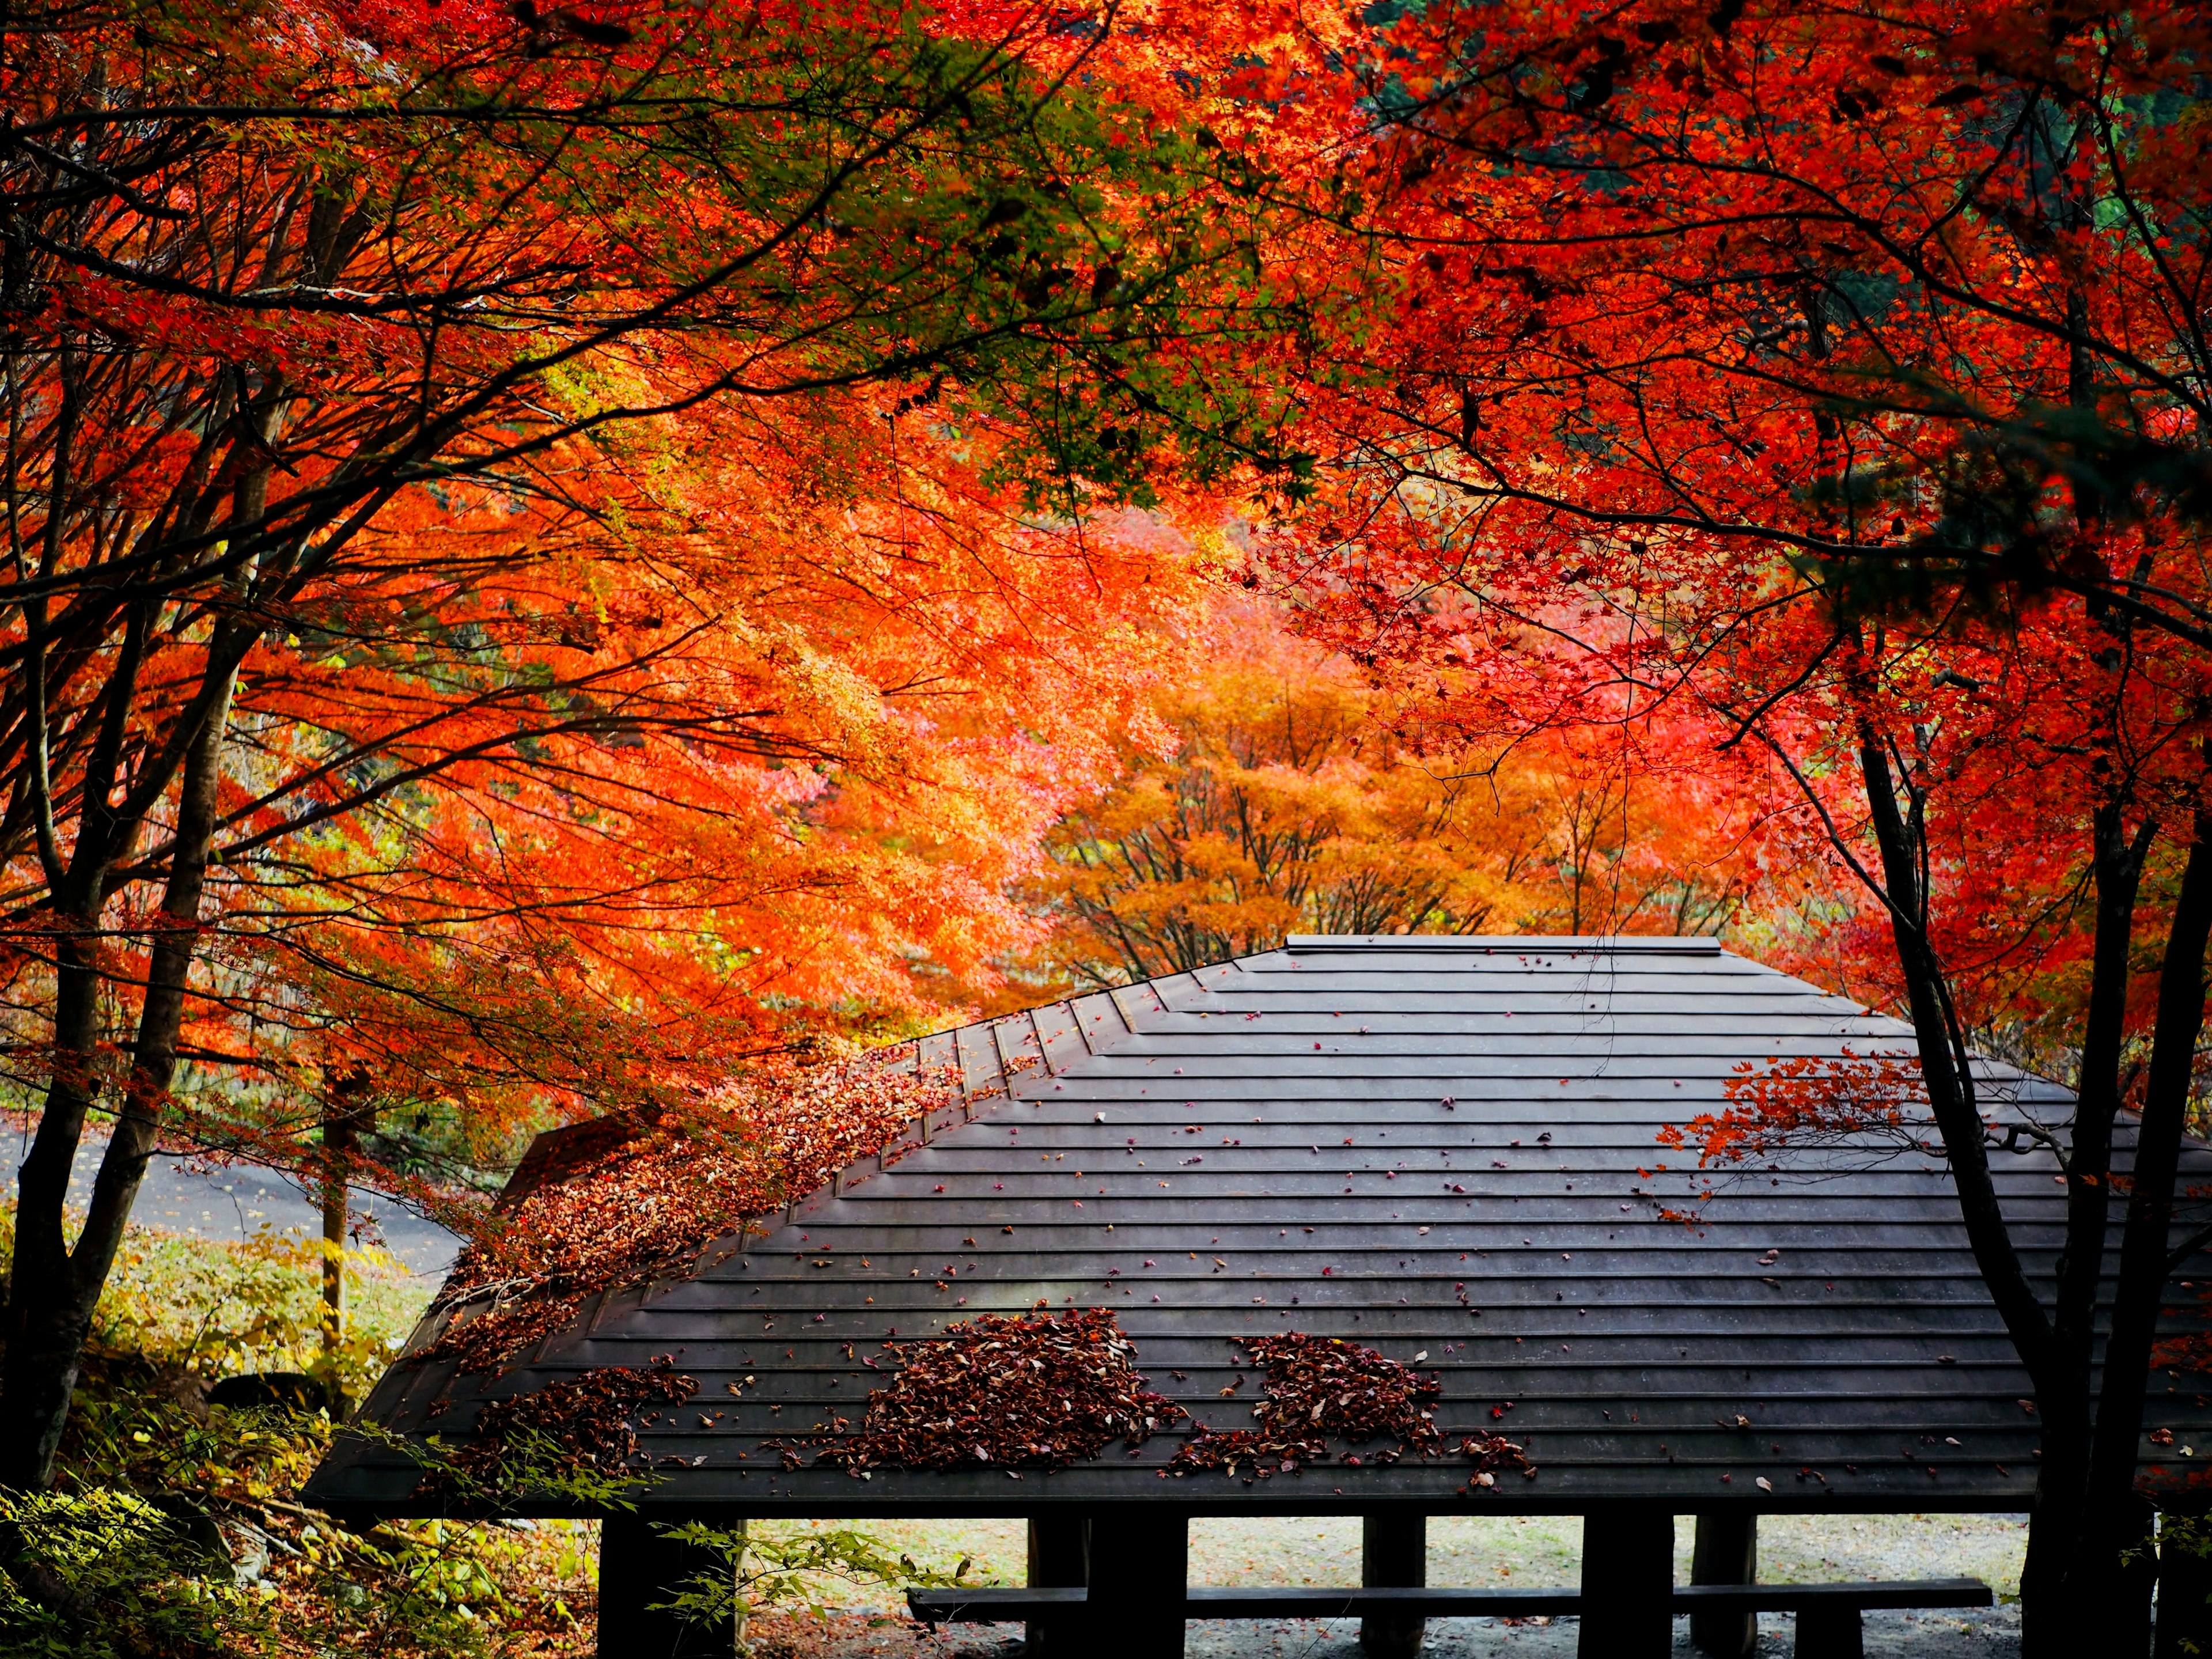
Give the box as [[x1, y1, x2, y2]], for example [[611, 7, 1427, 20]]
[[1027, 599, 1777, 987]]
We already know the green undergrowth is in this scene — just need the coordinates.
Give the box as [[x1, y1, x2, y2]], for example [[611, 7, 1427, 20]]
[[67, 1214, 430, 1400], [0, 1202, 598, 1657], [0, 1202, 960, 1658]]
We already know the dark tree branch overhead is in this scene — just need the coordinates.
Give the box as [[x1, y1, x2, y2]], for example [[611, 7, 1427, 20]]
[[0, 0, 1289, 1491], [1207, 3, 2212, 1649]]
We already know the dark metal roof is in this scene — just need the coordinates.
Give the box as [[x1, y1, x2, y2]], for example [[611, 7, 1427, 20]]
[[308, 935, 2212, 1517]]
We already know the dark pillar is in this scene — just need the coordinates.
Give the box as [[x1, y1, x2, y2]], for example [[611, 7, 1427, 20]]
[[1361, 1512, 1427, 1658], [1075, 1502, 1187, 1659], [2112, 1496, 2156, 1658], [1027, 1513, 1090, 1657], [2159, 1513, 2212, 1659], [599, 1514, 738, 1658], [1577, 1509, 1673, 1659], [1690, 1510, 1757, 1658], [1794, 1605, 1863, 1659]]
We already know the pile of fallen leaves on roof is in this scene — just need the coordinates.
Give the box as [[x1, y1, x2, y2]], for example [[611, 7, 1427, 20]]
[[1171, 1333, 1442, 1479], [416, 1051, 961, 1374], [1460, 1431, 1537, 1490], [1164, 1424, 1327, 1478], [416, 1359, 698, 1497], [809, 1309, 1186, 1475], [418, 1297, 588, 1376]]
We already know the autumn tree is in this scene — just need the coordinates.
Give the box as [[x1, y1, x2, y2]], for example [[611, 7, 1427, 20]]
[[0, 0, 1293, 1488], [1029, 597, 1781, 987], [1147, 0, 2212, 1640]]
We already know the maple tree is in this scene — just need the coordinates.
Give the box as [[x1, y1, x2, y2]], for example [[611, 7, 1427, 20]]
[[1147, 0, 2212, 1640], [1031, 597, 1781, 987], [0, 0, 1290, 1491], [7, 0, 2205, 1643]]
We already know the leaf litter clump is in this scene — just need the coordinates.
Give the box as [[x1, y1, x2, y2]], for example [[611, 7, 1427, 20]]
[[1460, 1431, 1538, 1490], [808, 1309, 1185, 1475], [416, 1361, 698, 1497], [418, 1052, 961, 1374], [1171, 1332, 1442, 1478]]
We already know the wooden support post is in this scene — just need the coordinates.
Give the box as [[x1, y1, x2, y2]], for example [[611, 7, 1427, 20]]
[[1690, 1510, 1757, 1658], [598, 1514, 740, 1658], [1577, 1509, 1673, 1659], [1360, 1512, 1427, 1659], [1026, 1513, 1089, 1657], [1074, 1503, 1186, 1659], [2159, 1512, 2212, 1659]]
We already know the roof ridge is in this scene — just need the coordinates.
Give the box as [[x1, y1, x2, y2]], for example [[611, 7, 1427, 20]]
[[1284, 933, 1722, 953]]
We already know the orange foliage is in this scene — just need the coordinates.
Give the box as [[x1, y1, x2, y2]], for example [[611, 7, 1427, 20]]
[[1030, 598, 1786, 987], [1658, 1050, 1928, 1169], [2, 0, 1247, 1209], [2, 0, 1276, 1478], [1118, 3, 2212, 1618]]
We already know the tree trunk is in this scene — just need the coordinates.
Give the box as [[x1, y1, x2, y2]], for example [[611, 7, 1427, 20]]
[[1853, 732, 2052, 1366], [1, 926, 113, 1489], [321, 1128, 350, 1359], [1851, 710, 2210, 1653], [0, 652, 240, 1489], [317, 1067, 376, 1407], [1853, 728, 2086, 1650], [2027, 801, 2153, 1648], [2085, 798, 2212, 1609]]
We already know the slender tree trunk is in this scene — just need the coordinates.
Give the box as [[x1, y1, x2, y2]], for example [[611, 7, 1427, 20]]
[[0, 655, 240, 1488], [1, 924, 115, 1487], [2030, 801, 2154, 1644], [317, 1068, 375, 1408], [1854, 728, 2096, 1652], [1854, 733, 2052, 1358], [2082, 792, 2212, 1598], [320, 1111, 353, 1361]]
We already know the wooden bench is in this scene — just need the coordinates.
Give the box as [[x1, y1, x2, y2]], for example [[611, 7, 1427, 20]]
[[908, 1576, 1994, 1658], [1674, 1581, 1994, 1658]]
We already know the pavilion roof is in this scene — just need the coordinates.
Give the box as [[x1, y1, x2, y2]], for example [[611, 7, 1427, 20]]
[[307, 935, 2212, 1518]]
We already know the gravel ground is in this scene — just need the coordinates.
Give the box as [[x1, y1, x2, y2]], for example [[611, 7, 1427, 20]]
[[740, 1513, 2026, 1658]]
